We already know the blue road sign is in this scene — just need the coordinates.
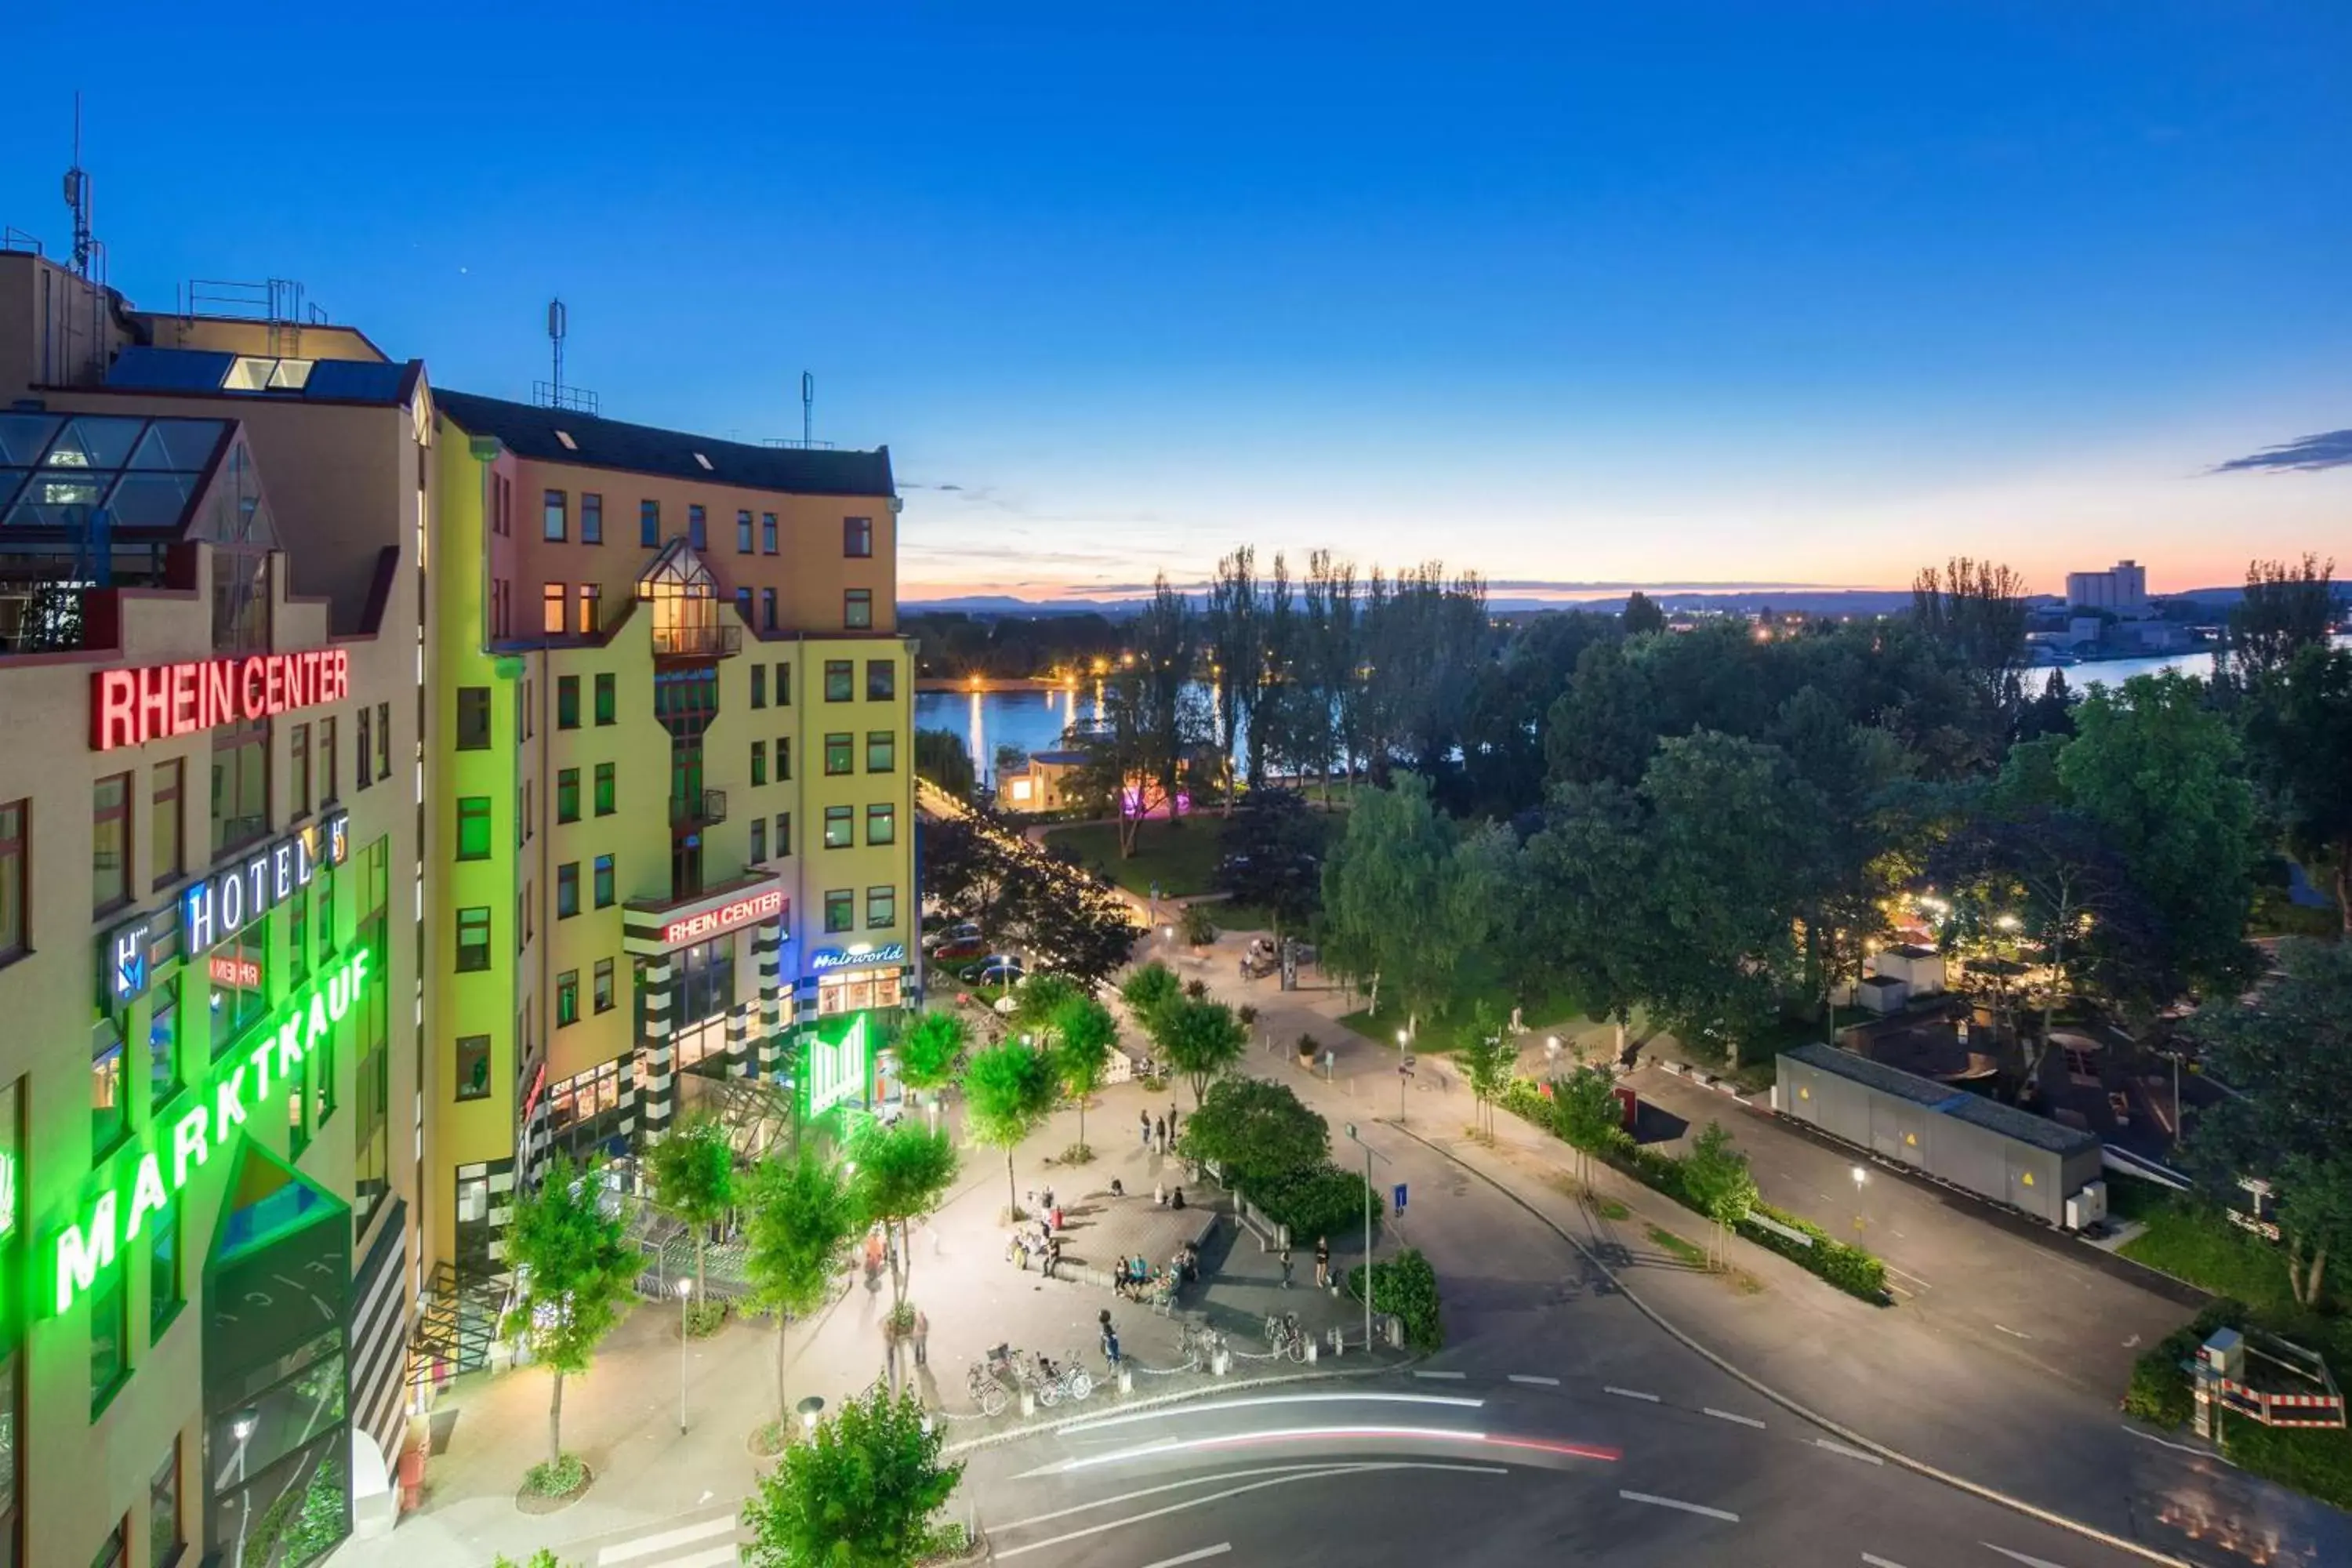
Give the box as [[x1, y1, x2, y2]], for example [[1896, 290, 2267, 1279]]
[[1394, 1183, 1408, 1213]]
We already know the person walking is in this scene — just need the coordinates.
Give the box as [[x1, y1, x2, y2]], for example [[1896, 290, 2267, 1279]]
[[913, 1308, 930, 1367], [1279, 1243, 1294, 1289], [1168, 1104, 1180, 1142], [1315, 1235, 1330, 1289], [1153, 1116, 1167, 1153], [1140, 1110, 1152, 1150], [1099, 1308, 1121, 1369], [1044, 1233, 1062, 1279]]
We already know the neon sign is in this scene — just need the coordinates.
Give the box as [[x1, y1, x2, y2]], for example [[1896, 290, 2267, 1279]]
[[92, 649, 351, 751], [805, 1014, 869, 1118], [660, 888, 784, 947], [207, 954, 262, 989], [183, 811, 347, 953], [811, 942, 906, 972], [47, 942, 374, 1316]]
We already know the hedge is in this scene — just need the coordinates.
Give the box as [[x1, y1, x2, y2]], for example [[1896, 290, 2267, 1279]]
[[1254, 1163, 1385, 1244], [1499, 1077, 1889, 1305], [2125, 1299, 2246, 1428], [1347, 1247, 1443, 1350]]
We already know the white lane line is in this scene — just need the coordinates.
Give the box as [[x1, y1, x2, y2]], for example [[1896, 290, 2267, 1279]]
[[995, 1465, 1370, 1530], [1414, 1370, 1467, 1379], [1981, 1545, 2069, 1568], [1603, 1386, 1661, 1403], [1704, 1406, 1766, 1428], [993, 1464, 1506, 1560], [1054, 1391, 1483, 1436], [1862, 1555, 1909, 1568], [1993, 1323, 2033, 1341], [1508, 1374, 1560, 1386], [598, 1515, 736, 1563], [1138, 1546, 1232, 1568], [1619, 1489, 1740, 1523], [2118, 1424, 2206, 1457], [1815, 1439, 1885, 1466]]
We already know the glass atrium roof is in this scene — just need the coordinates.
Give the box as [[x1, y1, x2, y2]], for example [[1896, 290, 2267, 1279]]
[[0, 412, 274, 542]]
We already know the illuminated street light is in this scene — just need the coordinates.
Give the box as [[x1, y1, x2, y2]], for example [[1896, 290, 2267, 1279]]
[[675, 1275, 695, 1432], [797, 1394, 826, 1437]]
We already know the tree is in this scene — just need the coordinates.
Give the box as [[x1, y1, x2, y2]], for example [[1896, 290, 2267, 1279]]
[[1454, 1002, 1516, 1138], [1007, 972, 1085, 1038], [1621, 590, 1667, 637], [741, 1384, 964, 1568], [1158, 996, 1249, 1106], [913, 728, 977, 798], [1051, 994, 1120, 1157], [1120, 960, 1184, 1040], [1519, 783, 1656, 1061], [1177, 1076, 1329, 1188], [644, 1116, 735, 1305], [1204, 546, 1267, 803], [2184, 939, 2352, 1307], [2222, 554, 2337, 684], [961, 1039, 1059, 1217], [1321, 773, 1505, 1033], [1214, 788, 1327, 936], [1544, 640, 1661, 791], [893, 1009, 969, 1105], [501, 1156, 637, 1468], [2241, 643, 2352, 932], [740, 1149, 862, 1430], [998, 858, 1143, 985], [1551, 1067, 1629, 1187], [1910, 557, 2030, 688], [1679, 1122, 1759, 1268], [848, 1121, 958, 1319]]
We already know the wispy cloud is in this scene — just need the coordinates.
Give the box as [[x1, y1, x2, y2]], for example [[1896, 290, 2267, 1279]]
[[2211, 430, 2352, 474]]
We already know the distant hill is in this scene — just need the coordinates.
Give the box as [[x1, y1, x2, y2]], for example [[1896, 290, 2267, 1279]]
[[906, 587, 1927, 619]]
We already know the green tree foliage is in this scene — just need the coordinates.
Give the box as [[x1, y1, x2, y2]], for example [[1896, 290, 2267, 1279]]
[[848, 1121, 958, 1315], [912, 728, 977, 798], [1214, 789, 1330, 935], [1456, 1003, 1517, 1138], [1157, 996, 1250, 1107], [1204, 546, 1267, 800], [1550, 1066, 1631, 1185], [501, 1156, 637, 1467], [1008, 973, 1085, 1038], [741, 1384, 964, 1568], [1910, 556, 2031, 708], [2222, 554, 2338, 684], [1544, 640, 1662, 790], [1120, 960, 1184, 1040], [1347, 1247, 1443, 1350], [1518, 782, 1654, 1054], [960, 1039, 1059, 1215], [1177, 1076, 1329, 1188], [917, 805, 1142, 985], [1321, 773, 1511, 1033], [1051, 993, 1120, 1154], [1621, 590, 1667, 637], [1680, 1122, 1759, 1266], [2184, 939, 2352, 1307], [2241, 642, 2352, 932], [1065, 575, 1210, 853], [893, 1009, 969, 1101], [644, 1116, 735, 1304], [492, 1553, 570, 1568], [1456, 610, 1619, 817], [740, 1149, 863, 1427]]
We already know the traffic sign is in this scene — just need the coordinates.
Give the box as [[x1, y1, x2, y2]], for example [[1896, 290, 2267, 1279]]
[[1394, 1183, 1408, 1213]]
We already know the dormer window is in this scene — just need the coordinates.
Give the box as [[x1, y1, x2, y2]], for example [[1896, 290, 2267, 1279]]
[[223, 357, 314, 392]]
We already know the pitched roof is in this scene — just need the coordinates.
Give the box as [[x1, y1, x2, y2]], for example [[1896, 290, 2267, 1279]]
[[434, 389, 894, 499]]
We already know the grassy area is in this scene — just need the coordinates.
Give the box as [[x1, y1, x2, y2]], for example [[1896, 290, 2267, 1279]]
[[1647, 1224, 1708, 1267], [1044, 816, 1232, 898], [2103, 1173, 2181, 1224], [1592, 1196, 1632, 1221], [2121, 1202, 2307, 1312], [1336, 990, 1588, 1056]]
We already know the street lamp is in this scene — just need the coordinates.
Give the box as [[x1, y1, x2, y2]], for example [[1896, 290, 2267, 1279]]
[[674, 1276, 694, 1433], [797, 1394, 826, 1440], [1850, 1165, 1868, 1237], [1395, 1032, 1414, 1126]]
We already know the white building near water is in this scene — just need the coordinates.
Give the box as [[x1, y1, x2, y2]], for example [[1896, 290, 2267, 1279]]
[[2065, 560, 2150, 617]]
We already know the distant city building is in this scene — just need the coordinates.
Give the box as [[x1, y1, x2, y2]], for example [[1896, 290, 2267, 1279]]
[[2065, 560, 2149, 617]]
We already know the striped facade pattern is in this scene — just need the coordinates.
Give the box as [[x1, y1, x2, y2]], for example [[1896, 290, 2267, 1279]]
[[755, 920, 786, 1076], [350, 1198, 413, 1468], [619, 909, 789, 1138], [455, 1156, 519, 1263]]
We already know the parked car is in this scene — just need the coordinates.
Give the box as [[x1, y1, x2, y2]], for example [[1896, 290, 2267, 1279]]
[[959, 956, 1026, 988], [924, 920, 982, 953], [933, 935, 988, 963]]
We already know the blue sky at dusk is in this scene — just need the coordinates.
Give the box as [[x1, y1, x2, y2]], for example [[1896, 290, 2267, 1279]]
[[5, 2, 2347, 601]]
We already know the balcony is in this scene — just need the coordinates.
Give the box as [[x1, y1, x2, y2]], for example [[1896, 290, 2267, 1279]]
[[652, 622, 742, 660], [670, 789, 728, 829]]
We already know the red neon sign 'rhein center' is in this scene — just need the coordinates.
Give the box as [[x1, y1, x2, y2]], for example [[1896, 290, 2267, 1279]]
[[661, 889, 785, 947], [92, 651, 351, 751]]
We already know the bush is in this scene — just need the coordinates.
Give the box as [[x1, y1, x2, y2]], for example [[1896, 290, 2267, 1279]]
[[523, 1454, 590, 1497], [2125, 1299, 2249, 1428], [1254, 1163, 1385, 1243], [1733, 1202, 1887, 1305], [684, 1298, 729, 1338], [1180, 905, 1220, 946], [1348, 1247, 1443, 1350]]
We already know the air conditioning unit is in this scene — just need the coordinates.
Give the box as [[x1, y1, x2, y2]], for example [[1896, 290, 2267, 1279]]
[[2065, 1179, 2109, 1231]]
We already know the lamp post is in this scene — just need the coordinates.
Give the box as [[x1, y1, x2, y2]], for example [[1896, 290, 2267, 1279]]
[[1395, 1031, 1414, 1126], [1345, 1123, 1388, 1351], [674, 1276, 694, 1433], [797, 1394, 826, 1442], [1850, 1164, 1868, 1237]]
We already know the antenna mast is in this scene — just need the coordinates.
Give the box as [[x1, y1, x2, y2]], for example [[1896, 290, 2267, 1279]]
[[801, 370, 814, 448], [64, 92, 94, 278], [547, 298, 568, 404]]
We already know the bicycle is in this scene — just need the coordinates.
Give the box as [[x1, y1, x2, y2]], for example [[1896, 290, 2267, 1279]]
[[966, 1363, 1007, 1418], [1176, 1318, 1225, 1370], [1264, 1311, 1308, 1363]]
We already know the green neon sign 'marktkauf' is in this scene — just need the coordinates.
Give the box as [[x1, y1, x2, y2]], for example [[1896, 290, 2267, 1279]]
[[46, 942, 374, 1316]]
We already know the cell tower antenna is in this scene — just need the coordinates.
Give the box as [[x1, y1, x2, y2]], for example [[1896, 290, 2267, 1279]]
[[801, 370, 815, 448], [64, 91, 94, 278], [547, 298, 568, 404]]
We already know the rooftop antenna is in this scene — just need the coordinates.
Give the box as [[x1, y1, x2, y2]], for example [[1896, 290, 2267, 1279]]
[[64, 92, 93, 278], [801, 370, 814, 448], [547, 297, 568, 405]]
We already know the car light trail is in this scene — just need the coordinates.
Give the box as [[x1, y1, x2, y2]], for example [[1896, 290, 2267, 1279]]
[[1056, 1425, 1621, 1472]]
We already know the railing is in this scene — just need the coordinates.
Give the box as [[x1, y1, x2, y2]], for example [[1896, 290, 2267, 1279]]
[[532, 380, 601, 416], [652, 622, 742, 659], [670, 789, 728, 828]]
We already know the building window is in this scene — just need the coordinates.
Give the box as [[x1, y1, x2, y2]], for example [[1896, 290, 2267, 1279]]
[[824, 660, 853, 702], [318, 715, 339, 804], [456, 797, 492, 858], [762, 588, 778, 631], [844, 589, 873, 630], [93, 771, 131, 915], [750, 665, 766, 709], [824, 888, 853, 933], [149, 760, 183, 890], [354, 706, 372, 793], [594, 672, 616, 724], [90, 1267, 127, 1410], [825, 733, 853, 775], [494, 474, 512, 535], [866, 731, 895, 773], [543, 582, 567, 635], [543, 488, 568, 542], [751, 741, 767, 787], [287, 874, 308, 985], [0, 799, 22, 964], [556, 768, 579, 824], [737, 510, 754, 553], [761, 512, 778, 554], [147, 1439, 181, 1568], [866, 803, 896, 845], [557, 968, 579, 1026], [750, 817, 768, 862], [92, 1519, 128, 1568], [593, 956, 615, 1013], [640, 498, 661, 547], [593, 854, 615, 907], [775, 811, 791, 857], [582, 492, 604, 544], [457, 688, 492, 749], [844, 515, 873, 557], [558, 676, 581, 729], [456, 906, 492, 971], [775, 737, 791, 780], [578, 584, 601, 634], [866, 884, 896, 929], [557, 862, 579, 918], [776, 662, 792, 705], [688, 504, 707, 550], [92, 1015, 126, 1156], [867, 659, 896, 701], [212, 717, 270, 856], [454, 1033, 490, 1100], [147, 979, 180, 1112], [594, 761, 616, 815], [149, 1200, 181, 1333], [376, 700, 391, 780], [824, 804, 853, 848], [289, 721, 311, 819]]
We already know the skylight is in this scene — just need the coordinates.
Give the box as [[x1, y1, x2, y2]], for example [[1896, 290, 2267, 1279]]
[[693, 452, 713, 470], [554, 430, 578, 451]]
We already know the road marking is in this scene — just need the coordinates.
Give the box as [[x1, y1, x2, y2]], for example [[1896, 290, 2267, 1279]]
[[1604, 1386, 1661, 1402], [643, 1551, 737, 1568], [1414, 1370, 1467, 1379], [1981, 1545, 2069, 1568], [1993, 1324, 2034, 1341], [1704, 1406, 1766, 1428], [1138, 1546, 1232, 1568], [1619, 1489, 1740, 1523], [1508, 1374, 1560, 1386], [993, 1464, 1506, 1559], [2118, 1423, 2207, 1457], [996, 1465, 1377, 1530], [1815, 1439, 1885, 1465], [1862, 1555, 1909, 1568], [599, 1515, 736, 1563]]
